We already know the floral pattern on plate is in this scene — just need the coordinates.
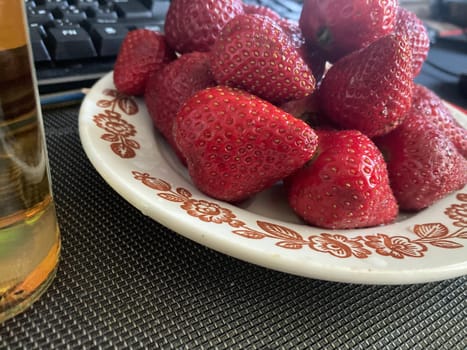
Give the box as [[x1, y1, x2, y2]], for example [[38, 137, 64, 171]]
[[93, 89, 140, 158], [132, 171, 466, 259]]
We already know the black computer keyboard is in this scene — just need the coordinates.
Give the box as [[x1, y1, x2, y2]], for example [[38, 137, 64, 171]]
[[25, 0, 303, 97]]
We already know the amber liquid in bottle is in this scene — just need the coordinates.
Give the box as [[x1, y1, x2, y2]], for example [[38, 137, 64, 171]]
[[0, 1, 60, 323]]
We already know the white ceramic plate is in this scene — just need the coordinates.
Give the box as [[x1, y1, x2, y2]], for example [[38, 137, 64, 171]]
[[79, 72, 467, 285]]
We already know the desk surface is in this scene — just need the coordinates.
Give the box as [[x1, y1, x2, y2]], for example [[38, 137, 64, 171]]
[[1, 41, 466, 349]]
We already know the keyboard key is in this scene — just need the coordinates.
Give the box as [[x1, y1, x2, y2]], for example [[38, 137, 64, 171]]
[[29, 25, 51, 62], [140, 0, 170, 20], [114, 1, 152, 19], [34, 0, 65, 9], [123, 18, 163, 32], [68, 0, 100, 11], [25, 1, 37, 10], [89, 23, 128, 56], [52, 6, 88, 23], [46, 25, 97, 60], [85, 6, 118, 22], [27, 7, 54, 26]]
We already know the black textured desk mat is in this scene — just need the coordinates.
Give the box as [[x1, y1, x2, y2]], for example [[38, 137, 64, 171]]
[[0, 106, 465, 349]]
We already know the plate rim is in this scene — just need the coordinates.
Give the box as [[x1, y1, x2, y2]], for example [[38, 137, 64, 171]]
[[78, 72, 467, 285]]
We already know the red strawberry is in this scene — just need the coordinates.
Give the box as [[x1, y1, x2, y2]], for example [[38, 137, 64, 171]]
[[173, 86, 319, 202], [144, 52, 216, 160], [164, 0, 244, 53], [243, 4, 306, 52], [244, 10, 326, 82], [374, 105, 467, 211], [394, 7, 430, 77], [243, 4, 282, 22], [277, 18, 305, 49], [411, 84, 467, 158], [113, 29, 175, 96], [210, 14, 316, 105], [287, 129, 398, 229], [261, 16, 327, 83], [299, 0, 398, 62], [318, 34, 414, 138]]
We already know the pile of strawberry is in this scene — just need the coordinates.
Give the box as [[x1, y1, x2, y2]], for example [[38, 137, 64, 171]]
[[113, 0, 467, 229]]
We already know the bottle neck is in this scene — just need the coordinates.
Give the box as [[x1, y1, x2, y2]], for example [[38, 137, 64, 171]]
[[0, 1, 28, 50]]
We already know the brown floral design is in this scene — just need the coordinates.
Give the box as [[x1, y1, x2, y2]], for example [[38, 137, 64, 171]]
[[132, 172, 245, 228], [133, 171, 467, 259], [93, 89, 140, 158], [364, 234, 427, 259]]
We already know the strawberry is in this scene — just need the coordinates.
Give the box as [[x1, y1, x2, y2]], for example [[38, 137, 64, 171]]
[[113, 29, 175, 96], [374, 105, 467, 211], [411, 84, 467, 158], [318, 34, 414, 138], [210, 14, 316, 105], [299, 0, 398, 62], [243, 4, 282, 23], [241, 9, 326, 82], [243, 4, 306, 51], [277, 18, 305, 49], [164, 0, 244, 53], [144, 52, 216, 160], [173, 86, 319, 202], [393, 7, 430, 77], [287, 129, 398, 229]]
